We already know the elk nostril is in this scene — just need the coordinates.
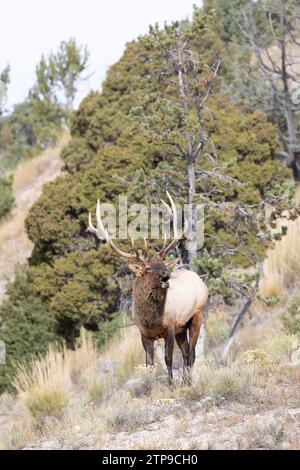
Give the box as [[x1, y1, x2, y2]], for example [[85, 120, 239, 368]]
[[162, 271, 170, 280]]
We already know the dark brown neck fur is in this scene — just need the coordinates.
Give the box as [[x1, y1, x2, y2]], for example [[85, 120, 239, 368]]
[[133, 276, 167, 330]]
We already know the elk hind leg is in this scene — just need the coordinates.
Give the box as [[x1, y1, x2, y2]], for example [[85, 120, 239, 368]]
[[164, 333, 174, 386], [188, 309, 204, 368], [175, 329, 191, 385]]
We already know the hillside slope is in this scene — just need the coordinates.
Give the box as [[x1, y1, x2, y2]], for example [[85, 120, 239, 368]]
[[0, 132, 69, 303], [1, 325, 300, 450]]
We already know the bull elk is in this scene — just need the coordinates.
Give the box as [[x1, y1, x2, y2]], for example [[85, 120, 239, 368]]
[[87, 192, 208, 384]]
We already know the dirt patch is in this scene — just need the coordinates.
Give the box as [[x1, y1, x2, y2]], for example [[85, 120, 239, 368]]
[[0, 132, 69, 302]]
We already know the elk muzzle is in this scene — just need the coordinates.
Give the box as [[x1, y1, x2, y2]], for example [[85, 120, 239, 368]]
[[160, 269, 171, 289]]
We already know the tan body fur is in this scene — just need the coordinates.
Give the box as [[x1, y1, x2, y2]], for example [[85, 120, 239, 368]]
[[133, 269, 208, 339], [163, 269, 208, 334]]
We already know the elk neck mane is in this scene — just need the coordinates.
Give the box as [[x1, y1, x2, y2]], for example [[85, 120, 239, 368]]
[[133, 276, 167, 330]]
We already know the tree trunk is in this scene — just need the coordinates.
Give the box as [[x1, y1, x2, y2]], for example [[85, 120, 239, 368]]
[[187, 160, 198, 267], [221, 297, 253, 363], [177, 42, 198, 268]]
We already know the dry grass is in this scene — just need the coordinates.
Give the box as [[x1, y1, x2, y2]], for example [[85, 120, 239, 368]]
[[97, 326, 144, 388], [0, 420, 35, 450], [68, 329, 99, 385], [12, 329, 97, 419], [104, 392, 161, 433], [1, 278, 300, 450], [238, 415, 287, 449], [2, 343, 300, 449], [262, 332, 297, 363], [12, 131, 69, 194], [206, 311, 231, 348], [12, 327, 144, 421], [260, 185, 300, 298], [13, 344, 71, 419], [0, 130, 69, 302]]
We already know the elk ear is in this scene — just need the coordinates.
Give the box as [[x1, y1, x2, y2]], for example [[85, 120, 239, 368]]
[[164, 258, 178, 270], [127, 262, 144, 276]]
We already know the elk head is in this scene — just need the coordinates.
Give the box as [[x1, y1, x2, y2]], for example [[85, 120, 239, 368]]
[[87, 192, 187, 289]]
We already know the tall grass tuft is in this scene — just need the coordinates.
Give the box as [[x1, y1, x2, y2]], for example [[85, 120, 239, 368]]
[[260, 185, 300, 297], [13, 344, 71, 419]]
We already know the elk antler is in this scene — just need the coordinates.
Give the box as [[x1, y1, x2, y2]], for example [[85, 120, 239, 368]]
[[87, 199, 144, 262], [87, 194, 187, 262], [159, 191, 188, 258]]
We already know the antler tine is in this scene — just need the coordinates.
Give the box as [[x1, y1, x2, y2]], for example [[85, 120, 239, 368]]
[[87, 212, 100, 238], [159, 231, 167, 252], [87, 199, 142, 261], [159, 191, 188, 258], [167, 190, 178, 239], [160, 199, 173, 218], [96, 199, 108, 239], [143, 237, 148, 259], [131, 237, 140, 259]]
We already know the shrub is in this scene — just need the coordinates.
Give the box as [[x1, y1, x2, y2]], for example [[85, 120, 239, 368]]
[[237, 349, 272, 367], [0, 175, 14, 219], [212, 367, 246, 400], [25, 388, 68, 419], [262, 332, 296, 363], [282, 297, 300, 337]]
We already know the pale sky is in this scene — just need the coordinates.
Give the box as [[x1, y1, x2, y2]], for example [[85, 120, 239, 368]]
[[0, 0, 199, 110]]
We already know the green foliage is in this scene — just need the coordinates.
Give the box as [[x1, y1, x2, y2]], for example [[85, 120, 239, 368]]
[[282, 298, 300, 337], [35, 38, 89, 112], [0, 38, 87, 171], [29, 249, 121, 344], [0, 271, 60, 393], [0, 175, 14, 219], [206, 0, 267, 44], [0, 95, 63, 171]]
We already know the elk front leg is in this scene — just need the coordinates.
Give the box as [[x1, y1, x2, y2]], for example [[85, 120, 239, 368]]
[[175, 329, 191, 385], [164, 333, 174, 385], [188, 310, 203, 367], [141, 335, 154, 367]]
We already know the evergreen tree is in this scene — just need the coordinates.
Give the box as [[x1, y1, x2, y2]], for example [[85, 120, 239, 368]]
[[34, 39, 90, 112]]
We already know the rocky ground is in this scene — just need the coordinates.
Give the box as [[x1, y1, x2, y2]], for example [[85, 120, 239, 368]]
[[1, 325, 299, 450]]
